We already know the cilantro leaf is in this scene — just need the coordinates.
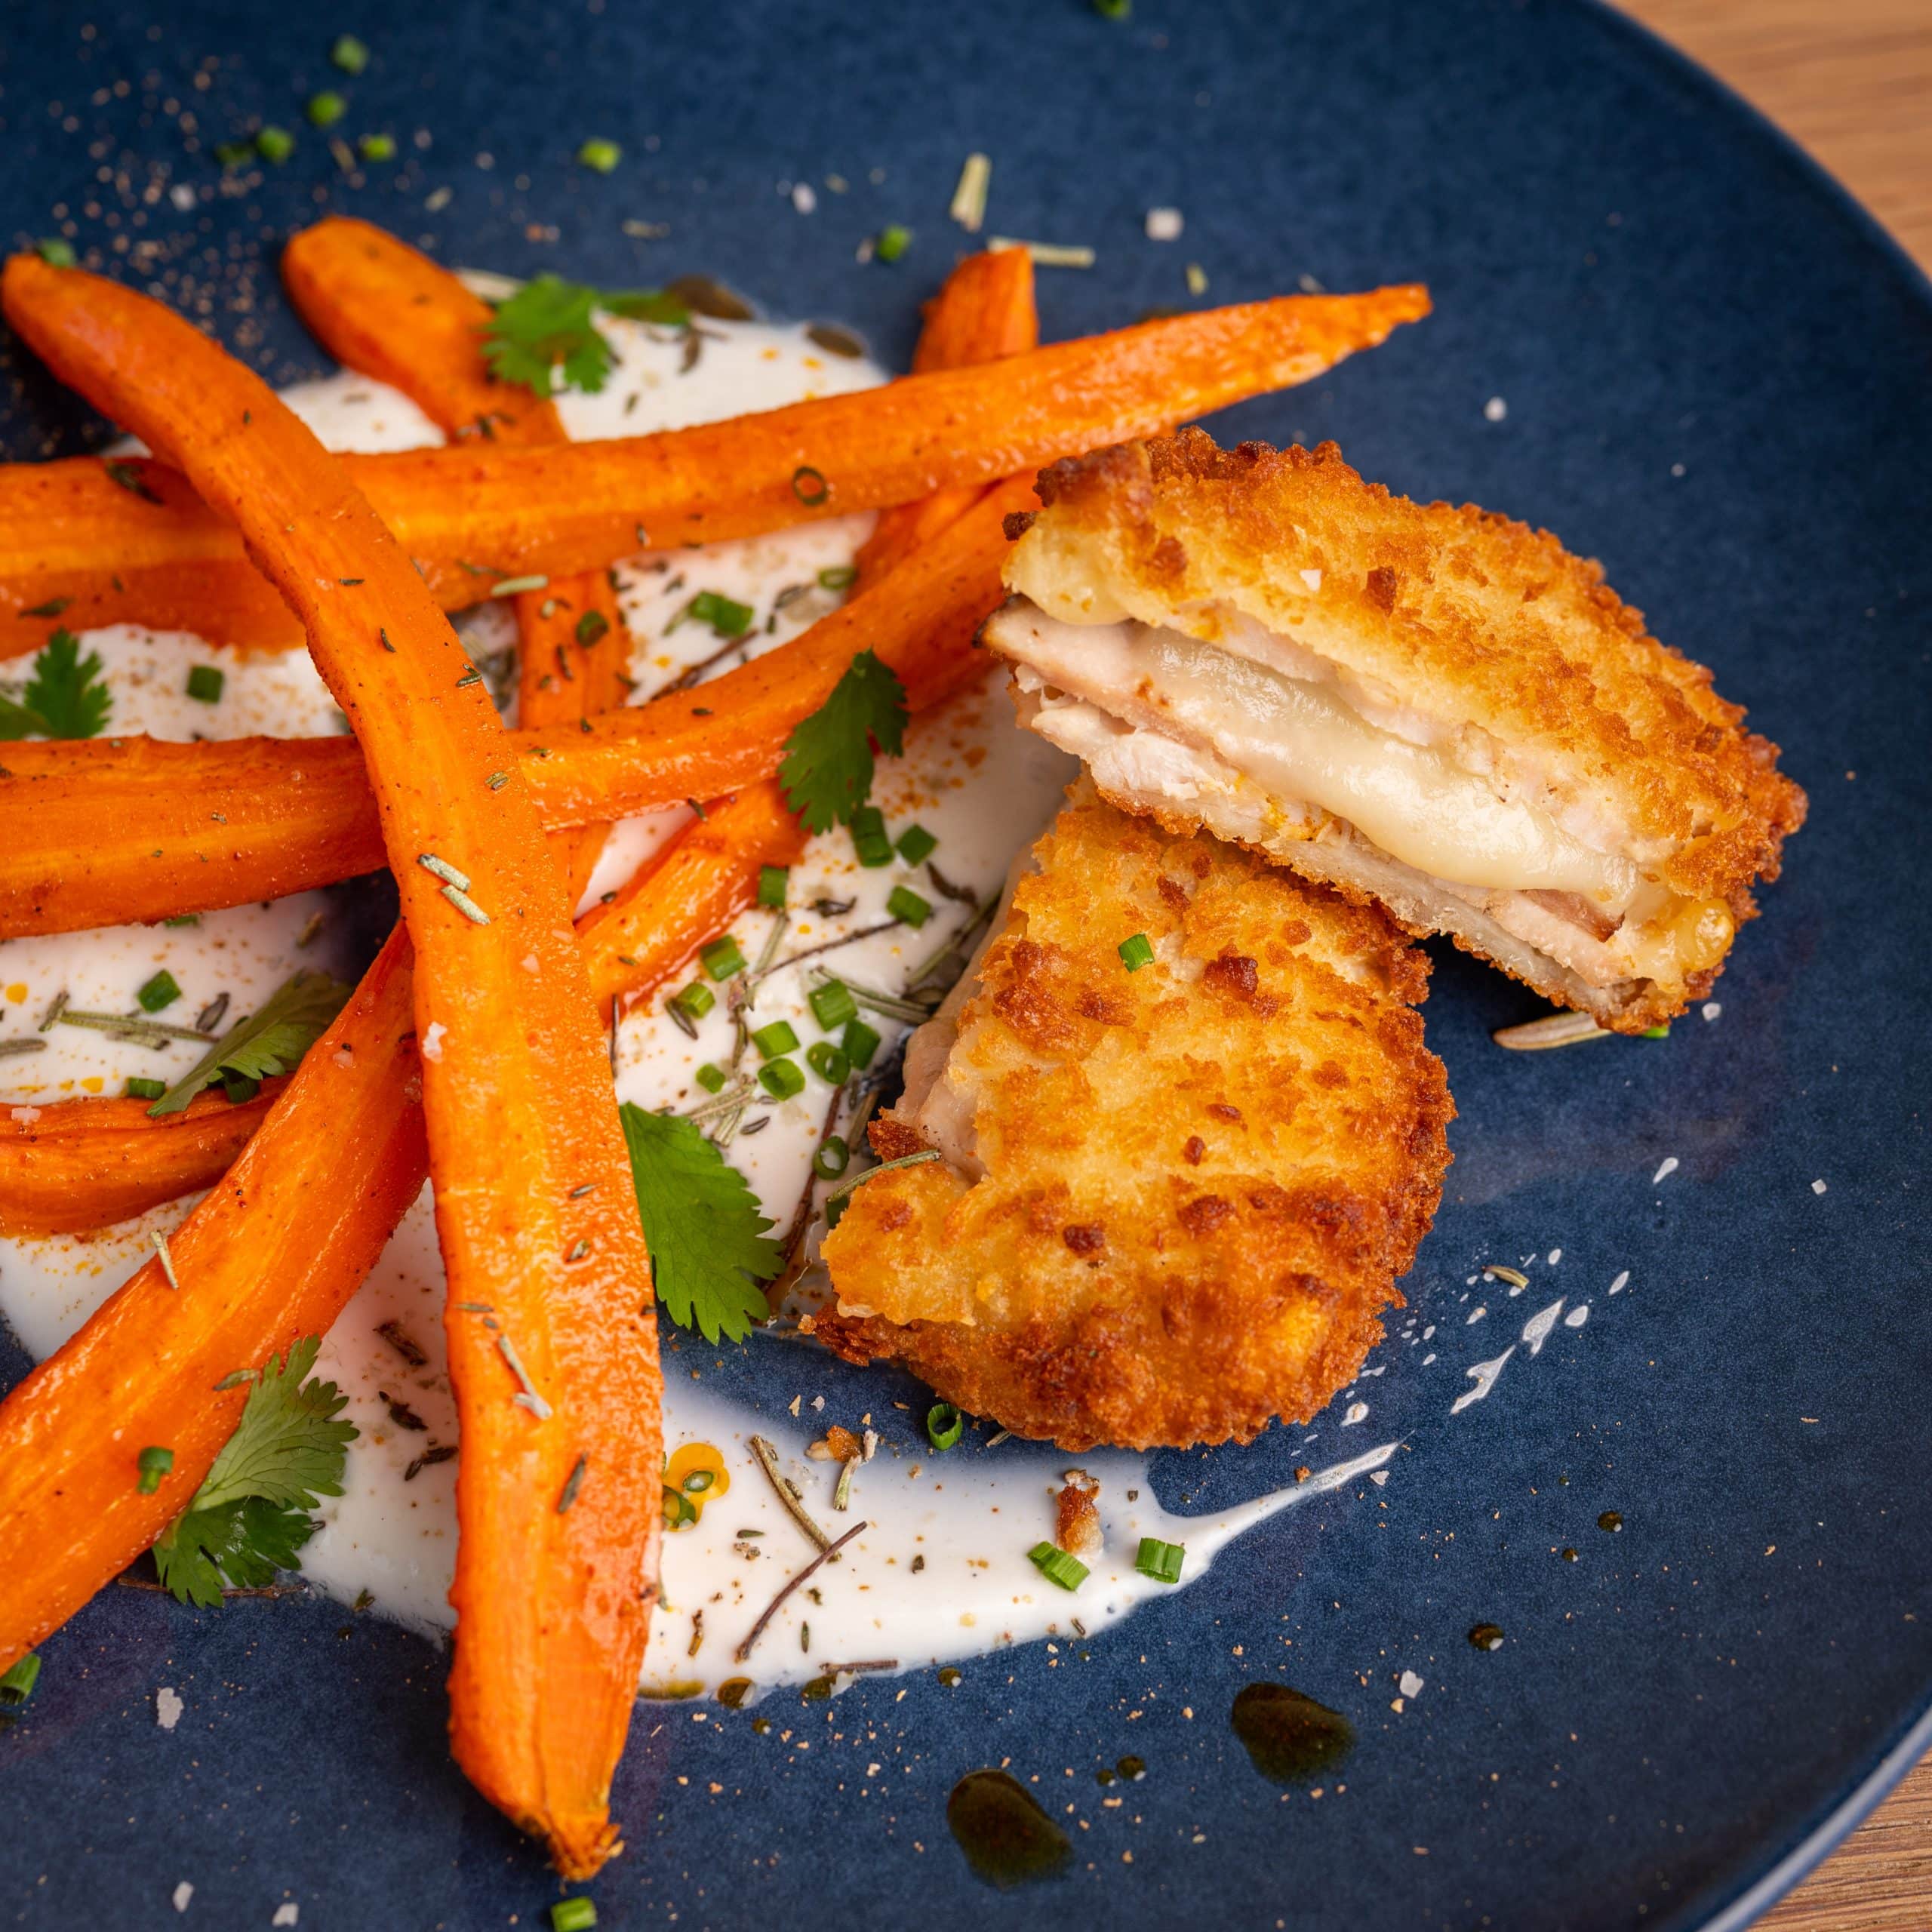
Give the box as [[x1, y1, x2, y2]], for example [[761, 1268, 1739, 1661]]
[[777, 649, 909, 833], [0, 629, 111, 741], [620, 1102, 783, 1343], [481, 277, 691, 398], [152, 1337, 357, 1607], [145, 972, 349, 1117]]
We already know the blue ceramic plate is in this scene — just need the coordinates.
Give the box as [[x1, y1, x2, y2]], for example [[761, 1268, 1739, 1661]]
[[4, 3, 1928, 1926]]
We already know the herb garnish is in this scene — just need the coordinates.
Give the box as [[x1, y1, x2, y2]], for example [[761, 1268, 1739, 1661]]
[[620, 1103, 782, 1343], [152, 1337, 356, 1607], [481, 275, 690, 398], [144, 972, 349, 1117], [777, 649, 908, 832], [0, 629, 112, 741]]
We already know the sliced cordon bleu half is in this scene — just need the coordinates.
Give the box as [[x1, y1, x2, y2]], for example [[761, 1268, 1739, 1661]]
[[812, 784, 1452, 1453], [981, 432, 1807, 1032]]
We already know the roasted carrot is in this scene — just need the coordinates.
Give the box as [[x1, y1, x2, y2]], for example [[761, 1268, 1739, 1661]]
[[3, 254, 660, 1877], [284, 218, 632, 900], [0, 924, 427, 1678], [0, 472, 1028, 941], [576, 782, 807, 1021], [0, 1080, 283, 1238], [855, 248, 1038, 586], [0, 282, 1429, 654], [281, 217, 565, 445]]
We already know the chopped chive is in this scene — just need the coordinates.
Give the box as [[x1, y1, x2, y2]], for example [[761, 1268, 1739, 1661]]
[[886, 885, 932, 929], [358, 131, 396, 163], [184, 664, 225, 704], [808, 979, 857, 1031], [551, 1897, 598, 1931], [1118, 932, 1155, 972], [488, 574, 548, 598], [331, 32, 370, 73], [671, 980, 716, 1022], [125, 1076, 168, 1101], [850, 805, 892, 868], [574, 609, 610, 648], [164, 914, 201, 928], [804, 1041, 849, 1084], [700, 936, 746, 981], [577, 137, 622, 174], [813, 1135, 850, 1181], [895, 823, 937, 866], [1093, 0, 1131, 16], [757, 864, 789, 910], [694, 1062, 727, 1094], [214, 140, 252, 170], [817, 564, 858, 592], [1029, 1542, 1088, 1591], [136, 1445, 175, 1494], [36, 238, 77, 269], [757, 1057, 805, 1101], [0, 1653, 41, 1709], [306, 91, 346, 128], [873, 224, 912, 263], [1641, 1023, 1671, 1039], [1135, 1536, 1186, 1583], [556, 1455, 588, 1515], [840, 1018, 881, 1070], [255, 125, 295, 165], [751, 1020, 800, 1061], [688, 589, 754, 638], [485, 770, 509, 789], [137, 970, 182, 1014], [927, 1403, 964, 1451], [791, 465, 829, 507], [455, 665, 482, 688]]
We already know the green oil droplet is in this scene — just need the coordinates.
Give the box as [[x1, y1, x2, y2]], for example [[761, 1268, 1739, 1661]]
[[1598, 1510, 1623, 1532], [937, 1666, 961, 1687], [715, 1677, 753, 1709], [1469, 1623, 1505, 1651], [1095, 1767, 1115, 1787], [946, 1769, 1073, 1887], [1116, 1755, 1146, 1782], [1229, 1684, 1353, 1786], [1561, 1546, 1579, 1562]]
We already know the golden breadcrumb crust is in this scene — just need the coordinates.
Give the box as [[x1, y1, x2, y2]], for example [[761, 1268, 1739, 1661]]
[[813, 789, 1452, 1452], [1001, 430, 1806, 921]]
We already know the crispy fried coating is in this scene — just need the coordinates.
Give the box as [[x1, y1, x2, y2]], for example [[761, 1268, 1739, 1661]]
[[992, 432, 1807, 1029], [813, 787, 1452, 1452]]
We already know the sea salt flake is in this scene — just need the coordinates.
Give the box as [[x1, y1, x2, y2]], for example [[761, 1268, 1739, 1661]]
[[1398, 1669, 1424, 1698], [1484, 395, 1508, 422], [272, 1909, 300, 1927], [10, 1106, 40, 1125], [1608, 1270, 1629, 1294], [155, 1685, 184, 1730], [1563, 1304, 1589, 1328], [169, 183, 195, 212], [1652, 1155, 1678, 1184], [792, 183, 817, 215], [1810, 1179, 1827, 1195], [1547, 1248, 1562, 1266], [1144, 207, 1184, 242], [420, 1021, 445, 1063], [1702, 1001, 1721, 1021], [1299, 568, 1323, 592], [1369, 1470, 1389, 1487], [173, 1882, 194, 1913]]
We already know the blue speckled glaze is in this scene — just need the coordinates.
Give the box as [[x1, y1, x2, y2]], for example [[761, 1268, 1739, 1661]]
[[2, 2, 1928, 1926]]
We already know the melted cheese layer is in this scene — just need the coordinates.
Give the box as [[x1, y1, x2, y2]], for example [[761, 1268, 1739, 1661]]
[[995, 608, 1639, 906]]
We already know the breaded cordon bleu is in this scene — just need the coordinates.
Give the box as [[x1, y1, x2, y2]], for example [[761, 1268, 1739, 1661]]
[[811, 784, 1453, 1452], [980, 432, 1807, 1032]]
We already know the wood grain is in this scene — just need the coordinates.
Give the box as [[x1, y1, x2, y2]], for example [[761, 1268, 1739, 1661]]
[[1611, 8, 1932, 1924]]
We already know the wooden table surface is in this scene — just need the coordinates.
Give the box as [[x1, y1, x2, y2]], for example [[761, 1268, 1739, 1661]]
[[1606, 12, 1932, 1927]]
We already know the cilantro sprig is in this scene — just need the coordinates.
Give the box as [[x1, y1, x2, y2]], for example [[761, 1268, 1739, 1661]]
[[481, 275, 690, 398], [620, 1102, 783, 1343], [145, 972, 349, 1117], [0, 629, 111, 740], [778, 649, 909, 833], [152, 1337, 358, 1608]]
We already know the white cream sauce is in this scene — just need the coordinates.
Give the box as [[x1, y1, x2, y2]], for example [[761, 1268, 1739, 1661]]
[[0, 294, 1604, 1699]]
